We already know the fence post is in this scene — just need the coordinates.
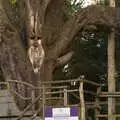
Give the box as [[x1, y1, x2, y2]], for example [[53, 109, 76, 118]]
[[95, 86, 101, 120], [64, 88, 67, 106], [31, 90, 35, 112], [42, 85, 45, 120], [79, 81, 85, 120]]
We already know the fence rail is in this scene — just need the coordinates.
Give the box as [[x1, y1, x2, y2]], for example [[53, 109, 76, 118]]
[[1, 78, 120, 119]]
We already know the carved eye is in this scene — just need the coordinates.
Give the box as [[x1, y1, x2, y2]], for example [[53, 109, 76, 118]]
[[37, 36, 42, 40]]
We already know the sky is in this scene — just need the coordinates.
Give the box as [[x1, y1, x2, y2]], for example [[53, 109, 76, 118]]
[[71, 0, 95, 7], [83, 0, 95, 7]]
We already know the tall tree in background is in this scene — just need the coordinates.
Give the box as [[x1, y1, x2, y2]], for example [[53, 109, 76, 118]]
[[108, 0, 116, 119], [0, 0, 120, 110]]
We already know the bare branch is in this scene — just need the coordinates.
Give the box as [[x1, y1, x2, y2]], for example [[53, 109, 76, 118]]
[[56, 51, 74, 67], [50, 5, 120, 57]]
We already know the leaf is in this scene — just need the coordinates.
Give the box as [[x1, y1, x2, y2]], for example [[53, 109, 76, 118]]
[[10, 0, 17, 5]]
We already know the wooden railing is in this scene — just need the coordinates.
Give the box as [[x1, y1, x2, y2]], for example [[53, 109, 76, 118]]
[[1, 77, 120, 120], [96, 91, 120, 119]]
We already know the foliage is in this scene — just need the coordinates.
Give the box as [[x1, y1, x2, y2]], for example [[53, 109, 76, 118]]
[[9, 0, 17, 5], [63, 0, 84, 21], [98, 0, 109, 6], [54, 0, 119, 117], [54, 27, 108, 82]]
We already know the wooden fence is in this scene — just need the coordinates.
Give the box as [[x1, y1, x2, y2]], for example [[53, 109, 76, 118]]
[[0, 77, 120, 120]]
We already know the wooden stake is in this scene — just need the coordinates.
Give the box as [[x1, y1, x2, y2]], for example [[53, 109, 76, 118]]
[[64, 88, 68, 106], [95, 86, 101, 120], [79, 81, 85, 120]]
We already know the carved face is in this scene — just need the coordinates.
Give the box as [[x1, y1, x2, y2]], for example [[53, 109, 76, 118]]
[[28, 38, 45, 73], [29, 37, 42, 47], [26, 0, 44, 73]]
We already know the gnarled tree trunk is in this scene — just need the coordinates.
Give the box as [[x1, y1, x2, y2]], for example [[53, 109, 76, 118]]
[[0, 0, 120, 110]]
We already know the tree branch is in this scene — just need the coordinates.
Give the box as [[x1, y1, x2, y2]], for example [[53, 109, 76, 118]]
[[50, 5, 120, 57], [42, 0, 65, 45], [56, 51, 74, 67], [0, 0, 34, 110]]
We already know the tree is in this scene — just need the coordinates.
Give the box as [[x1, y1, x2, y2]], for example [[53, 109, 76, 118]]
[[108, 0, 116, 120], [0, 0, 120, 110]]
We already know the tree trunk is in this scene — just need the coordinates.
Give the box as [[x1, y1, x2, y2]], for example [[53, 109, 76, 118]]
[[108, 30, 116, 120], [108, 1, 116, 120], [0, 0, 120, 111]]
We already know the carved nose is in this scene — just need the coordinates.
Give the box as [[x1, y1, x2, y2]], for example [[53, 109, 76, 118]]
[[33, 42, 38, 47]]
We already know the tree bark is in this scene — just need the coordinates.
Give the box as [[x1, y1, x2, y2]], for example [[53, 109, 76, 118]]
[[108, 1, 116, 120], [0, 0, 120, 110]]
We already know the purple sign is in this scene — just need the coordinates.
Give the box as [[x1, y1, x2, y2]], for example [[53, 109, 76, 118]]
[[70, 106, 78, 116], [45, 108, 52, 117], [45, 107, 79, 120]]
